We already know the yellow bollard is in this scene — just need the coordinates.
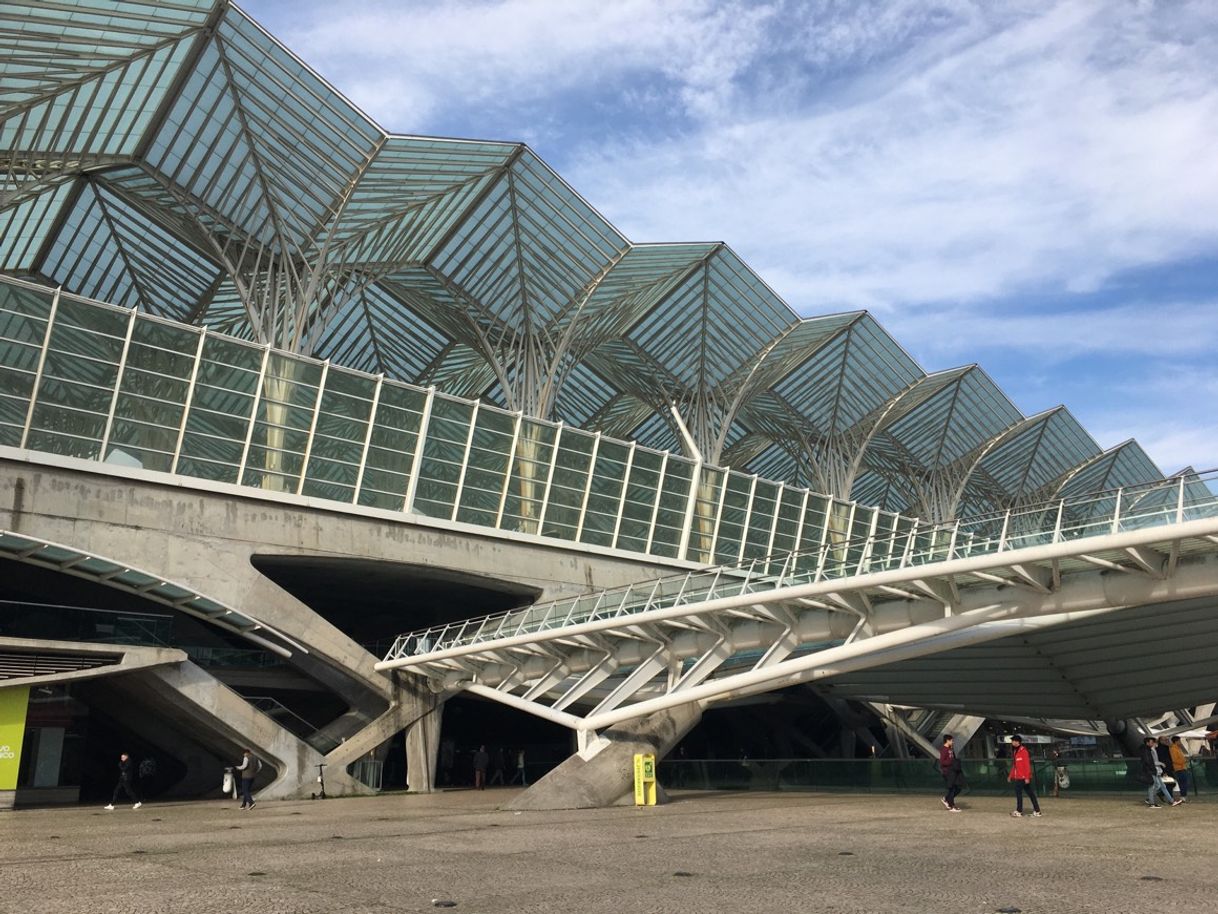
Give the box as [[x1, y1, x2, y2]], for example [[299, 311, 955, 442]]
[[633, 752, 657, 806]]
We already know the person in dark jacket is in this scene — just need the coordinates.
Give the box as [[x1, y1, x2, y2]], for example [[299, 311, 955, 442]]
[[235, 749, 260, 810], [1140, 736, 1179, 808], [104, 752, 142, 810], [472, 745, 489, 790], [1007, 735, 1041, 817], [938, 734, 965, 812]]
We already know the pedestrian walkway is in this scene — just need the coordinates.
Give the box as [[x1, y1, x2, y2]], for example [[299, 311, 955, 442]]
[[3, 791, 1214, 913]]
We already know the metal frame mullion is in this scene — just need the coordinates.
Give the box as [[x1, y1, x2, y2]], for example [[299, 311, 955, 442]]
[[574, 431, 602, 541], [403, 386, 436, 514], [737, 474, 759, 563], [495, 411, 524, 530], [450, 400, 481, 521], [643, 451, 670, 554], [97, 305, 138, 460], [171, 327, 208, 474], [677, 456, 703, 562], [610, 441, 637, 549], [19, 286, 60, 449], [765, 482, 785, 567], [236, 345, 272, 483], [856, 506, 881, 574], [707, 466, 732, 558], [294, 360, 330, 496], [352, 374, 384, 504], [535, 422, 564, 533]]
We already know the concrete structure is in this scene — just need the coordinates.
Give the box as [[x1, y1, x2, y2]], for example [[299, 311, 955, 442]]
[[2, 1, 1216, 809]]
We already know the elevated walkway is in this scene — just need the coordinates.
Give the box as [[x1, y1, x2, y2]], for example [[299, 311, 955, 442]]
[[378, 471, 1218, 762]]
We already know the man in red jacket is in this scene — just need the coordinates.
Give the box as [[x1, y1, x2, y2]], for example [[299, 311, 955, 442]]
[[1008, 735, 1042, 818]]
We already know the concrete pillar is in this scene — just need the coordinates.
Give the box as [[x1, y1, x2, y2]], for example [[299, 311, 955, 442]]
[[406, 687, 445, 794], [507, 702, 703, 810]]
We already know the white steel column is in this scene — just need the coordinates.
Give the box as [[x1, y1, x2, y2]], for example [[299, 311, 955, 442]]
[[170, 327, 208, 474], [738, 474, 759, 562], [450, 400, 481, 521], [19, 286, 60, 449], [610, 441, 637, 549], [403, 386, 436, 514], [97, 306, 138, 461], [643, 451, 669, 553], [495, 411, 524, 530], [236, 344, 272, 483], [677, 457, 703, 561], [574, 431, 602, 541], [295, 360, 329, 496], [535, 422, 563, 533], [707, 468, 732, 559], [351, 373, 384, 504]]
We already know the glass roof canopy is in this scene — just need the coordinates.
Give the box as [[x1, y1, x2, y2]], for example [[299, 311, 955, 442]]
[[1, 0, 1172, 522]]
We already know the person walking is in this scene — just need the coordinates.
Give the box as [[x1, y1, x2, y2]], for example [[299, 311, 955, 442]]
[[1050, 749, 1069, 798], [104, 752, 142, 810], [938, 734, 965, 812], [488, 745, 506, 786], [509, 748, 527, 786], [1140, 736, 1180, 808], [235, 748, 261, 810], [472, 745, 489, 790], [1169, 736, 1191, 801], [1007, 735, 1041, 818]]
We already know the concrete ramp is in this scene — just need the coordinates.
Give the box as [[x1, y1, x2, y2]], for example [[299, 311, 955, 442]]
[[507, 704, 702, 811], [127, 662, 371, 800]]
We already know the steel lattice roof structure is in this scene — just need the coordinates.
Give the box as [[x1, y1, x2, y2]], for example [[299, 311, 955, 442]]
[[1, 0, 1167, 522]]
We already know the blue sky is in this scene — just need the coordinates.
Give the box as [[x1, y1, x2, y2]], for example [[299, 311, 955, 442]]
[[243, 0, 1218, 474]]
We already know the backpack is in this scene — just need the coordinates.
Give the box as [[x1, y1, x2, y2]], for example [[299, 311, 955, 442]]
[[139, 757, 157, 779]]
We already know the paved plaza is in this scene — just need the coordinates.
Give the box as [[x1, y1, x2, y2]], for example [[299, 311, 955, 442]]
[[3, 789, 1215, 914]]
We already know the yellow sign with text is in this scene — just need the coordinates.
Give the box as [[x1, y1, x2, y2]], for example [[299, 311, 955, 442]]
[[0, 686, 31, 791], [633, 752, 656, 806]]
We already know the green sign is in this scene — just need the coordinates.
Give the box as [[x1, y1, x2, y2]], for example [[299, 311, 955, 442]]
[[0, 686, 31, 791]]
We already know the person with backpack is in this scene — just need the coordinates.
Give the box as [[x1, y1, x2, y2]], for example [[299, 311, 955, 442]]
[[1007, 735, 1041, 818], [235, 748, 262, 810], [938, 734, 965, 812]]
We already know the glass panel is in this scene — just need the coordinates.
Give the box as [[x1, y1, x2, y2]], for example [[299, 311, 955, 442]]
[[177, 335, 264, 484], [616, 448, 663, 554], [302, 368, 377, 503], [106, 316, 200, 469], [0, 283, 51, 447], [580, 438, 629, 547], [502, 418, 557, 535], [455, 406, 515, 528], [713, 471, 753, 564], [26, 296, 127, 459], [540, 427, 596, 542], [242, 354, 322, 492], [768, 487, 805, 573], [413, 395, 473, 519], [358, 382, 426, 512], [685, 466, 724, 563], [742, 479, 779, 561], [650, 456, 693, 559]]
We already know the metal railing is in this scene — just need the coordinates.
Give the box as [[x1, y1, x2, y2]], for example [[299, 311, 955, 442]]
[[383, 469, 1218, 662]]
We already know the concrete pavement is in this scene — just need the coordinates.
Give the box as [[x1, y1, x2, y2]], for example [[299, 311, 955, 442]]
[[3, 789, 1214, 913]]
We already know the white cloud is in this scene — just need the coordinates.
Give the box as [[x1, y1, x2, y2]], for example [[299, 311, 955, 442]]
[[883, 300, 1218, 363], [272, 0, 779, 130], [565, 0, 1218, 311]]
